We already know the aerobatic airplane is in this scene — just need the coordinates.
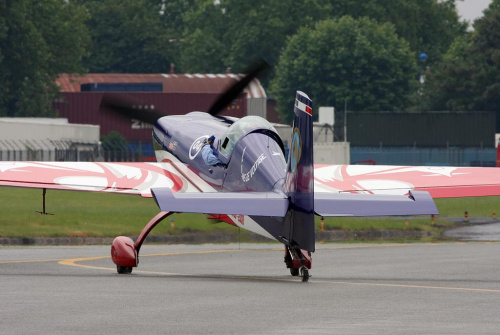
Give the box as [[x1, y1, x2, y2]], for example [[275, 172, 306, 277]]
[[1, 63, 500, 282]]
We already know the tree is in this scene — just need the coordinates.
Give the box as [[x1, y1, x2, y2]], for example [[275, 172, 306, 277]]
[[0, 0, 89, 117], [100, 130, 128, 161], [177, 0, 463, 82], [418, 36, 473, 111], [270, 16, 416, 122], [154, 0, 197, 68], [470, 0, 500, 111], [422, 0, 500, 111], [178, 0, 330, 79], [77, 0, 173, 73], [0, 4, 9, 114], [327, 0, 466, 63], [176, 0, 230, 73]]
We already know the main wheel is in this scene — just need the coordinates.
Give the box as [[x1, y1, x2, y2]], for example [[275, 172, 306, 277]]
[[290, 267, 299, 276], [117, 265, 133, 274], [300, 267, 309, 282]]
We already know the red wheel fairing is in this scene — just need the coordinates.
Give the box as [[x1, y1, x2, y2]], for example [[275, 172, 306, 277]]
[[111, 236, 137, 267]]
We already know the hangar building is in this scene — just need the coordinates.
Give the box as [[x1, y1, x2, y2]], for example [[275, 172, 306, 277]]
[[0, 118, 100, 161], [54, 73, 268, 143]]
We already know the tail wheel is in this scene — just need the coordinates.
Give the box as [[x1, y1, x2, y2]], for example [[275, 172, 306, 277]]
[[300, 267, 310, 282], [285, 246, 312, 280]]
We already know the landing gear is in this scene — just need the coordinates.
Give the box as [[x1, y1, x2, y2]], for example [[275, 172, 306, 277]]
[[117, 265, 133, 274], [111, 211, 172, 274], [300, 267, 310, 282], [284, 246, 312, 281]]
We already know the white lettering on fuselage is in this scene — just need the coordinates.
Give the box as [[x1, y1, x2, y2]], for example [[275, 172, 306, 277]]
[[241, 147, 266, 182], [189, 135, 209, 160]]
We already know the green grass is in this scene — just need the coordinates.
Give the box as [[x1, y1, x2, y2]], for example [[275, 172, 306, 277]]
[[433, 196, 499, 217], [0, 187, 233, 238], [316, 196, 500, 240], [0, 186, 498, 238]]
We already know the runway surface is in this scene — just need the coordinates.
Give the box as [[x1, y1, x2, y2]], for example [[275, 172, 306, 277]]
[[445, 222, 500, 241], [1, 242, 500, 334]]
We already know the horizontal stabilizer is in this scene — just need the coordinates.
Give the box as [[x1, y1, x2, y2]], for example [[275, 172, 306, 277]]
[[314, 190, 438, 217], [152, 188, 289, 217]]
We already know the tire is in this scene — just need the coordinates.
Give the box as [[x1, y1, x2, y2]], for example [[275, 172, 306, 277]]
[[117, 265, 133, 274]]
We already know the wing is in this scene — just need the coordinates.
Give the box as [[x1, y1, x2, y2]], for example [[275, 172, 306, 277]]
[[0, 161, 200, 197], [314, 164, 500, 198]]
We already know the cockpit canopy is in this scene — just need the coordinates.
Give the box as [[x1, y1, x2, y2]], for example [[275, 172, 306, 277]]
[[218, 116, 282, 159]]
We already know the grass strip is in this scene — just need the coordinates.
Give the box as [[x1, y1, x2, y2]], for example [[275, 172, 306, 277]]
[[0, 186, 498, 238]]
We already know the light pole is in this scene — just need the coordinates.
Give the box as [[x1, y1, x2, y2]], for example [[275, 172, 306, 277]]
[[417, 53, 428, 110], [418, 53, 428, 84]]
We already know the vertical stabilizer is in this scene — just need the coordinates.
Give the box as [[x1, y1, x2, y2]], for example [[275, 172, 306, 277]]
[[282, 91, 315, 252]]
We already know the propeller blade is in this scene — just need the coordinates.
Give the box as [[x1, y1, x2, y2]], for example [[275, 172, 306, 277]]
[[207, 59, 269, 116], [100, 60, 269, 123], [100, 94, 165, 125]]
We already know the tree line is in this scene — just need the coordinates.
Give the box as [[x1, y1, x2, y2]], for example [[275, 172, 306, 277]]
[[0, 0, 498, 121]]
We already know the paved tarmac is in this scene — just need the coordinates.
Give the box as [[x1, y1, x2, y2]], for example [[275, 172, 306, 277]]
[[445, 222, 500, 241], [1, 242, 500, 334]]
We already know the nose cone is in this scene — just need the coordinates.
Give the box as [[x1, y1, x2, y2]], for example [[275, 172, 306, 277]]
[[224, 133, 286, 192]]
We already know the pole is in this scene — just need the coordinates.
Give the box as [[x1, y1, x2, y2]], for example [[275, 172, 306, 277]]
[[344, 99, 347, 142]]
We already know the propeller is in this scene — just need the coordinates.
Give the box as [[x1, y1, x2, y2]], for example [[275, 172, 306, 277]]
[[207, 59, 269, 116], [100, 59, 269, 124], [100, 93, 165, 125]]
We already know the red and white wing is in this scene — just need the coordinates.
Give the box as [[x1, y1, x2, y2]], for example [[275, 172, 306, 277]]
[[314, 165, 500, 198], [0, 162, 199, 197]]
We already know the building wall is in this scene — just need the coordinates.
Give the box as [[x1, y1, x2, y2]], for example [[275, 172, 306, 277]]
[[54, 92, 247, 142], [0, 118, 100, 161], [0, 118, 99, 142], [273, 123, 350, 165], [54, 73, 267, 143], [345, 111, 496, 147], [315, 142, 350, 165], [247, 97, 267, 118]]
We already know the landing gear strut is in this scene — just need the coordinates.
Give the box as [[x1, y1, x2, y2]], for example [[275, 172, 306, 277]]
[[284, 246, 312, 282], [300, 267, 310, 282]]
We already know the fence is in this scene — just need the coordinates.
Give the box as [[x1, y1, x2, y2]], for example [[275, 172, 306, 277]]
[[351, 146, 496, 167], [3, 140, 495, 167], [0, 141, 156, 162]]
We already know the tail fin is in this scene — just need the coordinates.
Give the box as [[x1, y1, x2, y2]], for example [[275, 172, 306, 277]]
[[282, 91, 315, 252]]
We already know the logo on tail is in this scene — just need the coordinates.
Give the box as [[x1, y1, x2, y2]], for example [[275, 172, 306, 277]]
[[290, 128, 302, 173]]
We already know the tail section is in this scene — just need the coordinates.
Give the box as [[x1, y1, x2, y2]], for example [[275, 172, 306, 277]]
[[282, 91, 315, 252]]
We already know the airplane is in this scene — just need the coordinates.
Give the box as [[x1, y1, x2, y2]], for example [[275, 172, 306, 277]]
[[2, 62, 500, 282]]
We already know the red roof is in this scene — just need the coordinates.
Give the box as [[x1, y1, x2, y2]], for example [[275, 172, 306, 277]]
[[56, 73, 266, 98]]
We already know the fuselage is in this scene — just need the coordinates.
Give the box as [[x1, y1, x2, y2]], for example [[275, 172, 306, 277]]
[[152, 112, 287, 193]]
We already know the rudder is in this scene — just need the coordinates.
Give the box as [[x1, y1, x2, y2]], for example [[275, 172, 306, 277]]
[[282, 91, 315, 252]]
